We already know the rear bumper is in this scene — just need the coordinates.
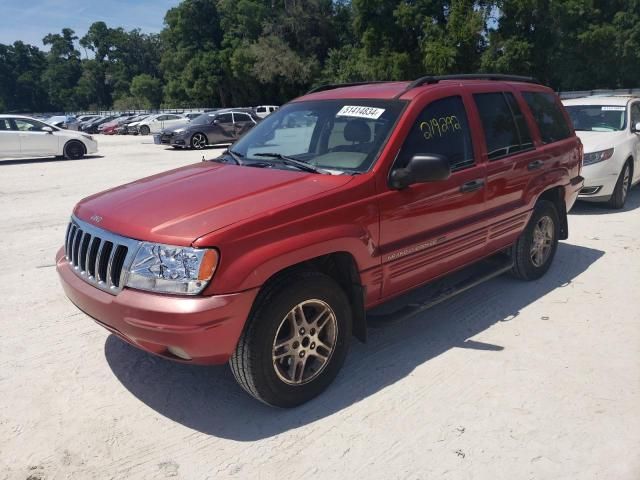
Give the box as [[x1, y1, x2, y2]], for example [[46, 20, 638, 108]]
[[56, 248, 258, 365]]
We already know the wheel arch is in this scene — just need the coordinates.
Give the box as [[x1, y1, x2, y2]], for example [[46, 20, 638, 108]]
[[537, 186, 568, 240], [63, 139, 86, 156], [250, 251, 367, 343]]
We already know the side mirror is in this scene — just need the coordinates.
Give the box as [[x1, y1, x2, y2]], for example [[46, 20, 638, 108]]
[[42, 126, 53, 133], [632, 122, 640, 133], [389, 154, 451, 190]]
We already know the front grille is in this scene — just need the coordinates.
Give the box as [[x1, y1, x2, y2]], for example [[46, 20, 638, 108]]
[[64, 216, 141, 295], [160, 132, 174, 144]]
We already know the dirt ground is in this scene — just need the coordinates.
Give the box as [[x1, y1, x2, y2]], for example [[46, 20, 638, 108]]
[[1, 135, 639, 480]]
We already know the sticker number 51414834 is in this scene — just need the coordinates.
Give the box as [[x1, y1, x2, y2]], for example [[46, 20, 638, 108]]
[[420, 116, 461, 140]]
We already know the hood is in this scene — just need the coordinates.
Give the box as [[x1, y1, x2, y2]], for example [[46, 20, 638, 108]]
[[575, 130, 627, 153], [74, 163, 354, 245], [162, 124, 190, 134]]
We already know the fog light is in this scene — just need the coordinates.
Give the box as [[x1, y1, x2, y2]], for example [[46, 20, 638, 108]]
[[167, 346, 192, 360]]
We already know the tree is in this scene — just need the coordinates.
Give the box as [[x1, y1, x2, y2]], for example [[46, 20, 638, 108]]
[[130, 74, 163, 108], [42, 28, 82, 110]]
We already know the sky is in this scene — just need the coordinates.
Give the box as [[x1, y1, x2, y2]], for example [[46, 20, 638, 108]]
[[0, 0, 181, 48]]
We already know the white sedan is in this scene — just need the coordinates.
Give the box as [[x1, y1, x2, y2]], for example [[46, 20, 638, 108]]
[[134, 113, 188, 135], [563, 96, 640, 209], [0, 115, 98, 160]]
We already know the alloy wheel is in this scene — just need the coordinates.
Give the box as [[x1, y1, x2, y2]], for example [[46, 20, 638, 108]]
[[530, 215, 555, 267], [192, 133, 207, 149], [272, 299, 338, 385]]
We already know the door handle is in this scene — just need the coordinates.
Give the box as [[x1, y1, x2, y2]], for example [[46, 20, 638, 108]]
[[460, 179, 485, 193], [528, 160, 544, 170]]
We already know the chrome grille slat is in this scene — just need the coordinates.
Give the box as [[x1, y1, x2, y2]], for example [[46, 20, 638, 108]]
[[79, 232, 91, 272], [62, 216, 141, 295]]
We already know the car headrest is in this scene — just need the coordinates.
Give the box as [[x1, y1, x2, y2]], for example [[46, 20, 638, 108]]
[[343, 119, 371, 143]]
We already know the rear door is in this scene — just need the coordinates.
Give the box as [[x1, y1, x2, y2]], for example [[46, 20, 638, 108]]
[[378, 94, 488, 298], [12, 118, 59, 156], [0, 118, 20, 156], [469, 88, 543, 253]]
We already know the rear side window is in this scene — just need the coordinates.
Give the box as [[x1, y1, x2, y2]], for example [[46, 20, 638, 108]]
[[473, 92, 533, 160], [522, 92, 572, 144], [397, 96, 474, 172]]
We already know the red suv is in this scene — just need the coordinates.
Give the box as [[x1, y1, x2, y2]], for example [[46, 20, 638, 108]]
[[57, 74, 583, 407]]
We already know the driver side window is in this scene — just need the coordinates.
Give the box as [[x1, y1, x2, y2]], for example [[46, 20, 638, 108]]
[[396, 96, 475, 172], [13, 119, 47, 132], [631, 103, 640, 128]]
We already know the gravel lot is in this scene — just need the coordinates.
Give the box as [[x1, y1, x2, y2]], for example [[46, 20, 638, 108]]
[[1, 135, 639, 480]]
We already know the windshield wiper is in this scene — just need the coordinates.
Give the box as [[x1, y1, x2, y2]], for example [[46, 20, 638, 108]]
[[223, 148, 244, 165], [253, 153, 329, 174]]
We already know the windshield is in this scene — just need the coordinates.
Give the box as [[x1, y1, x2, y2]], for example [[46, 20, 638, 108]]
[[231, 99, 405, 173], [565, 105, 627, 132], [192, 113, 216, 125]]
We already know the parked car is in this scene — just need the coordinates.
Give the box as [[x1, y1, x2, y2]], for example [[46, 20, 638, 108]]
[[116, 114, 149, 135], [56, 74, 583, 407], [563, 95, 640, 208], [133, 113, 187, 135], [82, 116, 117, 134], [46, 115, 80, 130], [0, 114, 97, 159], [254, 105, 279, 119], [99, 115, 134, 135], [160, 109, 260, 149]]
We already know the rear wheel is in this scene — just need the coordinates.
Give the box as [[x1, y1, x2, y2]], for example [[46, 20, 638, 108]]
[[230, 271, 352, 407], [606, 161, 632, 209], [63, 140, 85, 160], [510, 200, 559, 281], [139, 125, 150, 136], [190, 132, 208, 149]]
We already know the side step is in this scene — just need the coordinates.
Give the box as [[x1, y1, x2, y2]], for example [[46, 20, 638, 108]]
[[367, 254, 513, 326]]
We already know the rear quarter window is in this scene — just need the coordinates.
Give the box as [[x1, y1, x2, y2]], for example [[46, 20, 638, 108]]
[[522, 92, 572, 144]]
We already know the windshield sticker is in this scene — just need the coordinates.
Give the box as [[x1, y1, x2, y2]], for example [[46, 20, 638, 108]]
[[601, 106, 626, 111], [420, 116, 461, 140], [337, 106, 386, 119]]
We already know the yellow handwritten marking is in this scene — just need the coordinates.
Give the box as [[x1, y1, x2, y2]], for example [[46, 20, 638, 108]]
[[419, 115, 461, 140]]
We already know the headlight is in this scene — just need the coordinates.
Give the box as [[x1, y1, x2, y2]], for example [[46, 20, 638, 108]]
[[174, 128, 185, 133], [126, 243, 219, 295], [583, 148, 614, 166]]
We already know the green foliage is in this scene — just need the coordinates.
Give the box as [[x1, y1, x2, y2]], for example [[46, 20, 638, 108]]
[[1, 0, 640, 112]]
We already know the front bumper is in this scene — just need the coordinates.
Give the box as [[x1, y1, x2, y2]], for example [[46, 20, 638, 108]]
[[56, 248, 258, 365], [578, 159, 622, 201]]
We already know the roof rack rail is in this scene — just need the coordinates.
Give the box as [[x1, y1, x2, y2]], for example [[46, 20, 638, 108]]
[[394, 74, 540, 98], [306, 81, 391, 95]]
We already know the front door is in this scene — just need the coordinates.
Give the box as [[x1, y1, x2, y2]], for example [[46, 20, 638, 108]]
[[630, 102, 640, 184], [378, 95, 488, 299], [12, 118, 59, 156], [212, 113, 235, 143], [232, 112, 255, 139], [0, 118, 20, 156]]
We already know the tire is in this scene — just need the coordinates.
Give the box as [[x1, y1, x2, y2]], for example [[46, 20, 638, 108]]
[[63, 140, 85, 160], [510, 200, 560, 281], [230, 271, 352, 407], [190, 132, 208, 149], [139, 125, 150, 136], [606, 161, 632, 210]]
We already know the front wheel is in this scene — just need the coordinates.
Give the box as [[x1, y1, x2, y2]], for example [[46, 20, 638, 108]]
[[230, 271, 352, 407], [510, 200, 559, 281], [139, 125, 150, 136], [63, 140, 85, 160], [606, 161, 632, 209], [190, 132, 208, 149]]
